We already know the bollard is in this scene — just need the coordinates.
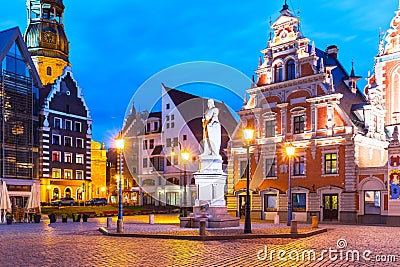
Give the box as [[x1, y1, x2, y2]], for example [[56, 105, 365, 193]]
[[290, 220, 298, 235], [312, 216, 318, 229], [149, 214, 154, 225], [274, 214, 280, 224], [106, 217, 112, 228], [199, 219, 206, 236]]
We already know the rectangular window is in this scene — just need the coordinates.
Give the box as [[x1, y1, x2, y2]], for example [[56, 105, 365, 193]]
[[166, 138, 171, 147], [171, 122, 175, 128], [154, 121, 159, 131], [166, 192, 180, 206], [365, 191, 381, 215], [265, 158, 276, 177], [143, 158, 148, 168], [52, 168, 61, 179], [294, 115, 305, 134], [166, 156, 172, 166], [52, 135, 61, 145], [65, 120, 72, 131], [54, 117, 62, 129], [173, 137, 178, 147], [166, 123, 170, 129], [146, 123, 151, 133], [324, 153, 338, 174], [166, 103, 170, 109], [166, 115, 170, 121], [171, 114, 175, 120], [64, 136, 73, 147], [76, 170, 84, 180], [265, 120, 275, 137], [76, 138, 84, 148], [150, 157, 164, 171], [293, 156, 305, 176], [64, 169, 73, 179], [292, 193, 306, 211], [143, 140, 148, 150], [239, 160, 248, 179], [64, 152, 72, 163], [183, 135, 187, 141], [76, 154, 84, 164], [74, 121, 82, 132], [149, 139, 154, 149], [264, 194, 277, 211], [52, 151, 61, 162]]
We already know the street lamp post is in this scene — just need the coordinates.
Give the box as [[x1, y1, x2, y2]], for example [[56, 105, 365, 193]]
[[115, 137, 124, 233], [243, 127, 254, 234], [181, 149, 190, 217], [286, 142, 295, 226]]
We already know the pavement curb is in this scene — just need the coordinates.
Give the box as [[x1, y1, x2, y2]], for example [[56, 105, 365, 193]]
[[98, 227, 327, 241]]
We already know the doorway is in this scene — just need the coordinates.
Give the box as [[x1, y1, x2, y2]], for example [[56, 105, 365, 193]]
[[323, 194, 338, 221]]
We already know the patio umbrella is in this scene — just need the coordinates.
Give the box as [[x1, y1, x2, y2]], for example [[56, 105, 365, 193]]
[[26, 183, 41, 213], [0, 181, 12, 223]]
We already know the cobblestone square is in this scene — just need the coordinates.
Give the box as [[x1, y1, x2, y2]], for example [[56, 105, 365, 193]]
[[0, 217, 398, 266]]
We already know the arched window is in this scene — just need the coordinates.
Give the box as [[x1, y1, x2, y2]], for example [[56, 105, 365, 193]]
[[286, 59, 295, 80], [52, 188, 59, 200], [47, 66, 52, 76], [274, 64, 283, 83], [76, 188, 83, 200]]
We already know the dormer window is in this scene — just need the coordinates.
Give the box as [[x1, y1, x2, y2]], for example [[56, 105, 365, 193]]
[[274, 64, 283, 83], [286, 59, 295, 80]]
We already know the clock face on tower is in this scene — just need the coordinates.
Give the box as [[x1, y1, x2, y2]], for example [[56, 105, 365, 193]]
[[42, 31, 56, 44]]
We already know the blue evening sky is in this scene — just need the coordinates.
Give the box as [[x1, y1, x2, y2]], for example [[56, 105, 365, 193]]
[[1, 0, 398, 146]]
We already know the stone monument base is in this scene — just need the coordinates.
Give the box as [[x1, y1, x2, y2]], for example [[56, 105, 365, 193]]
[[180, 206, 240, 228]]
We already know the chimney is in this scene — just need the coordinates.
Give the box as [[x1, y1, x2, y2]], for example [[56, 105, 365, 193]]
[[326, 45, 339, 58]]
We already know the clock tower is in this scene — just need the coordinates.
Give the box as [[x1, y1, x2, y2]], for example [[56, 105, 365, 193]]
[[24, 0, 70, 85]]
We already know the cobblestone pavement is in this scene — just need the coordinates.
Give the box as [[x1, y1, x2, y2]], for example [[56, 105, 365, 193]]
[[0, 216, 398, 267]]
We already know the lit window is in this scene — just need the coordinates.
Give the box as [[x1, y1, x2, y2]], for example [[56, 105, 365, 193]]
[[324, 153, 337, 174], [76, 170, 84, 180], [76, 154, 84, 164], [52, 151, 61, 162], [173, 137, 178, 147], [64, 152, 72, 163], [52, 168, 61, 179], [47, 66, 52, 76], [64, 169, 73, 179], [166, 138, 171, 147]]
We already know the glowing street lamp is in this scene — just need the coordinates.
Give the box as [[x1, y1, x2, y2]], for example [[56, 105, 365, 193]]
[[115, 136, 124, 233], [181, 149, 190, 217], [243, 127, 254, 234], [286, 142, 295, 226]]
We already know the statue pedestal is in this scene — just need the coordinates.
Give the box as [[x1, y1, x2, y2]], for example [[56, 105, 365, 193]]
[[179, 155, 239, 228]]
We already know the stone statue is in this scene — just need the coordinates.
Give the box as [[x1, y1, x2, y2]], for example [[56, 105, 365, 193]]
[[201, 99, 221, 158]]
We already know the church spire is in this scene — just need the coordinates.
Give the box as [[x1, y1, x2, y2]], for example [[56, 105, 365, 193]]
[[24, 0, 70, 85]]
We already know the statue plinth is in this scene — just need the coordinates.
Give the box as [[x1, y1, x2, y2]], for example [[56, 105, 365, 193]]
[[179, 154, 239, 228]]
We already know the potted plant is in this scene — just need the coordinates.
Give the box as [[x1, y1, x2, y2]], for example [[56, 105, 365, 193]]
[[82, 213, 89, 222], [6, 213, 13, 225], [72, 213, 81, 222], [48, 213, 56, 223], [34, 213, 41, 223], [61, 213, 68, 223]]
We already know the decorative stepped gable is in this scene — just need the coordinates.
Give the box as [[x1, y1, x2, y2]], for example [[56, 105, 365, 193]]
[[367, 5, 400, 126]]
